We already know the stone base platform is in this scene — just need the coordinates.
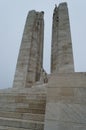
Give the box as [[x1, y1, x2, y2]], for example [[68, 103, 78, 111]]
[[0, 84, 47, 130], [0, 72, 86, 130]]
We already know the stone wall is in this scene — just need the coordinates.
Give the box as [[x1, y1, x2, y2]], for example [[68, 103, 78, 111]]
[[0, 84, 47, 130], [44, 73, 86, 130]]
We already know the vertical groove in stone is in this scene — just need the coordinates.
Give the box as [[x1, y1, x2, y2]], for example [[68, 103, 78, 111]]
[[13, 11, 44, 88], [51, 3, 74, 73]]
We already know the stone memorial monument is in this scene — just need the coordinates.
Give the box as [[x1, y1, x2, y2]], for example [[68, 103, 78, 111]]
[[0, 2, 86, 130]]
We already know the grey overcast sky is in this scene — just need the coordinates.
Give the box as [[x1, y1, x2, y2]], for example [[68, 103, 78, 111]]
[[0, 0, 86, 89]]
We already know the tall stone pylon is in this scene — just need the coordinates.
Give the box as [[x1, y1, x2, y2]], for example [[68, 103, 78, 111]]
[[51, 3, 74, 73], [13, 10, 44, 88]]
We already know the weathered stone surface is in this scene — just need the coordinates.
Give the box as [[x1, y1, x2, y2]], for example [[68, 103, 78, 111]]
[[13, 10, 44, 88], [51, 2, 74, 73], [44, 73, 86, 130], [0, 85, 47, 130]]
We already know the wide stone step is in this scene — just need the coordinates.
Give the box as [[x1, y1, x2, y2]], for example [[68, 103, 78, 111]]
[[0, 106, 45, 114], [0, 94, 46, 103], [0, 117, 44, 129], [0, 87, 46, 96], [0, 97, 46, 104], [0, 94, 46, 113], [0, 126, 31, 130], [0, 111, 45, 121], [0, 86, 46, 94], [0, 102, 46, 109], [0, 93, 46, 100]]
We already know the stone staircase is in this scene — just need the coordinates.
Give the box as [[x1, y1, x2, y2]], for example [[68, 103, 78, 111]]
[[0, 84, 47, 130]]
